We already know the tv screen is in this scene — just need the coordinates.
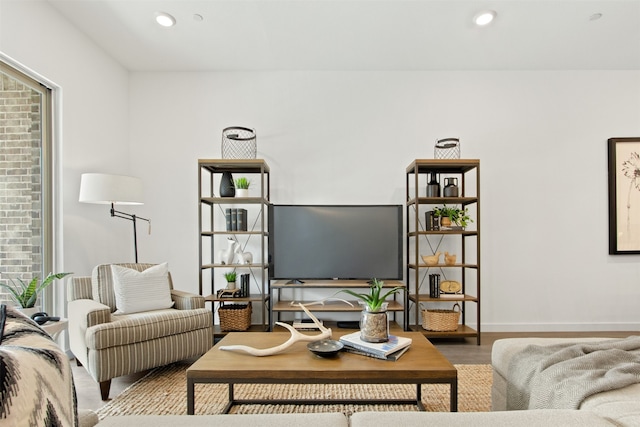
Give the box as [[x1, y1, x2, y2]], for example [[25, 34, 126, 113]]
[[269, 205, 403, 281]]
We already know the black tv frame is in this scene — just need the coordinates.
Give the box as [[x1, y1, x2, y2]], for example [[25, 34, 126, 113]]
[[269, 204, 403, 281]]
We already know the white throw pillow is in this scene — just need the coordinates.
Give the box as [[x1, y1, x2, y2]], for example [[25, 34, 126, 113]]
[[111, 263, 174, 314]]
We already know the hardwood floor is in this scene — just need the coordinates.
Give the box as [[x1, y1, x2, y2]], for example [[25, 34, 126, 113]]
[[72, 331, 637, 413]]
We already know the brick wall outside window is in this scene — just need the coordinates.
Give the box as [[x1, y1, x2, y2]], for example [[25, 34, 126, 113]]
[[0, 72, 43, 304]]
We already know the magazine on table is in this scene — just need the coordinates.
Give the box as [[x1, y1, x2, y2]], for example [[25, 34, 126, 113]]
[[339, 332, 412, 358], [342, 344, 410, 361]]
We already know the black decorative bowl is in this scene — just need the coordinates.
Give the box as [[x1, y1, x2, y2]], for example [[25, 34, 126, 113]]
[[307, 339, 344, 358]]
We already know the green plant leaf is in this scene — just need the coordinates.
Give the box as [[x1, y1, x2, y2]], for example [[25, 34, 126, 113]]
[[0, 272, 71, 308]]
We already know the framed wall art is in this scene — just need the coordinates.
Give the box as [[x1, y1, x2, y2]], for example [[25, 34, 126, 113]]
[[608, 137, 640, 254]]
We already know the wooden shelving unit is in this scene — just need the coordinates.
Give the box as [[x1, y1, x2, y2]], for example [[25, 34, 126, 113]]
[[198, 159, 271, 336], [405, 159, 481, 345]]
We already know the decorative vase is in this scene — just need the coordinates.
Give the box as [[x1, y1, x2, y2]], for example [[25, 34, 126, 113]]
[[443, 177, 459, 197], [359, 302, 389, 343], [426, 172, 440, 197], [219, 171, 235, 197], [440, 216, 452, 227]]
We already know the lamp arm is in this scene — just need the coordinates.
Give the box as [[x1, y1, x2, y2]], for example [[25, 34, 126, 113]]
[[109, 203, 151, 263]]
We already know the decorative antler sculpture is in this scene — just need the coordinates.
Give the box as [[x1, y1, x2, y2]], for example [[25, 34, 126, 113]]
[[219, 303, 332, 356]]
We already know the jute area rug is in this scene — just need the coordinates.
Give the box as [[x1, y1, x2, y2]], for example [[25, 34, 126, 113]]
[[96, 362, 492, 419]]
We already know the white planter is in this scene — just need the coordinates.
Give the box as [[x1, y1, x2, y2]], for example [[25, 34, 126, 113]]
[[17, 306, 42, 318], [235, 189, 249, 198]]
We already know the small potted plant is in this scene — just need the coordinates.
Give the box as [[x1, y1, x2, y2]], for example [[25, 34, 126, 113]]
[[339, 279, 404, 343], [224, 271, 237, 290], [433, 205, 472, 229], [234, 177, 251, 197], [0, 272, 72, 315]]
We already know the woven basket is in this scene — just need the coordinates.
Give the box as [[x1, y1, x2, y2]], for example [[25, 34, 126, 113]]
[[421, 303, 460, 331], [218, 303, 252, 331]]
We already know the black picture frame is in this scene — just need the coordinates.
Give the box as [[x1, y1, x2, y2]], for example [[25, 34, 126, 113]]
[[608, 137, 640, 254]]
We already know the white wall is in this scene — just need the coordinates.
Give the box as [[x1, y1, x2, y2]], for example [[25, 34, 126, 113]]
[[2, 1, 639, 332], [129, 70, 640, 331], [0, 0, 133, 312]]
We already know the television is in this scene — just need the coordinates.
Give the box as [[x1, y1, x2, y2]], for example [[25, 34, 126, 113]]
[[269, 205, 403, 281]]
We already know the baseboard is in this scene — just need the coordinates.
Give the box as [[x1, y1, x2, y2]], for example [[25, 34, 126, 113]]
[[481, 322, 640, 333]]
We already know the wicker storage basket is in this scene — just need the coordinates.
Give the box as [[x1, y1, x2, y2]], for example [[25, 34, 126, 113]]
[[218, 303, 252, 331], [421, 303, 460, 331]]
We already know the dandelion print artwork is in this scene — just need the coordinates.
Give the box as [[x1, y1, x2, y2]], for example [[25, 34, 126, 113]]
[[608, 138, 640, 254]]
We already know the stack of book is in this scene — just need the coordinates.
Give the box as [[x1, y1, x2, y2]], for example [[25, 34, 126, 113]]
[[225, 208, 248, 231], [339, 332, 412, 361]]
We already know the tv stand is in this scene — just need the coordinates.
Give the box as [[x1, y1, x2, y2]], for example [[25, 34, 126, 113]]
[[269, 279, 405, 330]]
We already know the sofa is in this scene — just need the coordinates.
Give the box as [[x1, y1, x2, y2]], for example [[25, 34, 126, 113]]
[[94, 336, 640, 426], [491, 336, 640, 426], [68, 263, 213, 399], [0, 304, 98, 427]]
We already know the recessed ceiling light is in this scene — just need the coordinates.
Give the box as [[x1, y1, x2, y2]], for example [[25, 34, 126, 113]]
[[473, 10, 497, 26], [155, 12, 176, 27], [193, 14, 204, 22]]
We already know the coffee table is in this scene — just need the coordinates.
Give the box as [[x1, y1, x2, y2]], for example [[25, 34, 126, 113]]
[[186, 331, 457, 414]]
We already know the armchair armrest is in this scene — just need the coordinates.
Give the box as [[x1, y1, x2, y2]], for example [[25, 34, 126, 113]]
[[68, 298, 111, 367], [171, 289, 206, 310], [68, 299, 111, 329]]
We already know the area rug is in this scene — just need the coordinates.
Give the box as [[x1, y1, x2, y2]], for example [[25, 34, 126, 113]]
[[96, 362, 492, 419]]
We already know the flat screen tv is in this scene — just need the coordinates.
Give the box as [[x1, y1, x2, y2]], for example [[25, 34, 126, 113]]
[[269, 205, 403, 281]]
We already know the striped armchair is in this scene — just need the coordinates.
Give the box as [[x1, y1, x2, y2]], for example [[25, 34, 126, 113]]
[[67, 263, 213, 400]]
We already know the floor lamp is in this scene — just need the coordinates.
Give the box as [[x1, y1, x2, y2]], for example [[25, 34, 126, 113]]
[[79, 173, 151, 263]]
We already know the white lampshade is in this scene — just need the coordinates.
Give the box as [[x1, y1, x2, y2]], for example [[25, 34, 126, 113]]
[[79, 173, 144, 205]]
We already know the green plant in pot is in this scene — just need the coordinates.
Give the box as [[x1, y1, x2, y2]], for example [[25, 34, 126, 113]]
[[433, 205, 472, 228], [0, 272, 72, 311], [224, 271, 237, 290], [339, 278, 404, 343], [234, 177, 251, 197]]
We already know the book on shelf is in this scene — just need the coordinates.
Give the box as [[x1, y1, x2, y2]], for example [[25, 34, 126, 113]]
[[338, 332, 412, 358], [342, 344, 410, 361], [237, 208, 247, 231], [225, 208, 232, 231], [240, 273, 250, 298], [231, 208, 238, 230]]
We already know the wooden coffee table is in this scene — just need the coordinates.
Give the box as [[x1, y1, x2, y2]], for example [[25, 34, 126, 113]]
[[186, 331, 457, 414]]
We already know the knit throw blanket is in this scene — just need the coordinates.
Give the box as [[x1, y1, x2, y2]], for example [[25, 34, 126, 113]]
[[506, 336, 640, 410], [0, 305, 79, 426]]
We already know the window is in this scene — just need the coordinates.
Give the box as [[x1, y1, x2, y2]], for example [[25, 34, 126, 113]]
[[0, 60, 54, 310]]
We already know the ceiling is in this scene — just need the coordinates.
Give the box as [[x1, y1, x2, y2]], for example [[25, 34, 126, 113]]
[[46, 0, 640, 72]]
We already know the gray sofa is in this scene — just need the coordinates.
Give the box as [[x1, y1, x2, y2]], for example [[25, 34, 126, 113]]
[[96, 410, 615, 426], [95, 336, 640, 426], [491, 337, 640, 426]]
